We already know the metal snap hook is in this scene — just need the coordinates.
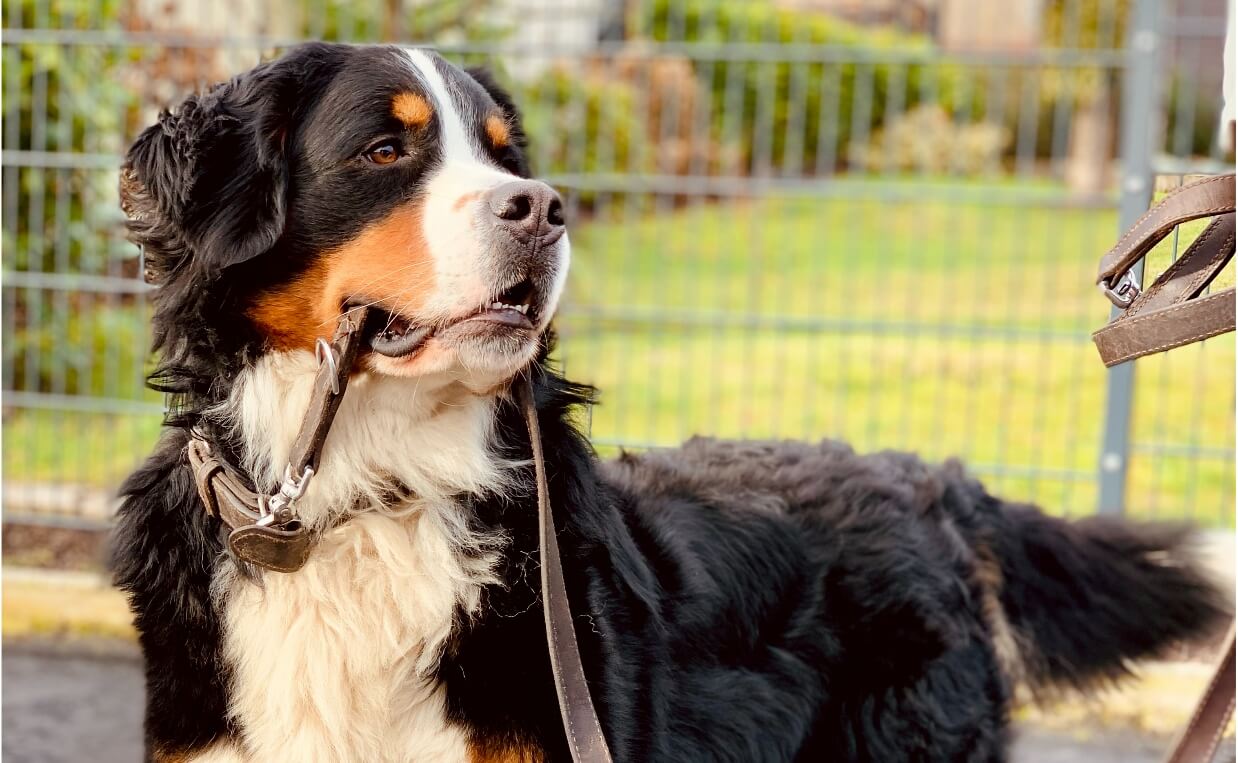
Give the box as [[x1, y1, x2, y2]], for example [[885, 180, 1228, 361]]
[[1102, 270, 1141, 309]]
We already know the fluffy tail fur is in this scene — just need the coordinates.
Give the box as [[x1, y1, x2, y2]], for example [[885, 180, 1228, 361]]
[[984, 501, 1230, 691]]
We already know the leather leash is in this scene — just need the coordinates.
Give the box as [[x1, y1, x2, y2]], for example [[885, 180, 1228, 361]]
[[1094, 174, 1236, 367], [184, 311, 613, 761], [517, 378, 614, 763], [1163, 625, 1237, 763], [1093, 174, 1236, 763]]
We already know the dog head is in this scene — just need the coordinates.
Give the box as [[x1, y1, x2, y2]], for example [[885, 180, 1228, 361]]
[[122, 42, 567, 397]]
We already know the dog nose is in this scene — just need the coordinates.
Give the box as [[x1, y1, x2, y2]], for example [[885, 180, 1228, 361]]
[[486, 180, 565, 239]]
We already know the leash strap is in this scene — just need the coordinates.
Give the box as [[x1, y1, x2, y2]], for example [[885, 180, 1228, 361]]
[[1093, 174, 1236, 367], [1097, 175, 1235, 289], [1163, 625, 1236, 763], [186, 307, 369, 572], [518, 378, 614, 763]]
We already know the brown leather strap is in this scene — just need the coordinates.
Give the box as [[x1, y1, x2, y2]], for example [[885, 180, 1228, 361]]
[[186, 438, 315, 573], [518, 378, 614, 763], [1163, 625, 1236, 763], [1094, 176, 1236, 367], [1094, 289, 1236, 367], [186, 437, 262, 529], [186, 307, 370, 572], [287, 308, 371, 475], [1098, 174, 1236, 288], [1124, 215, 1236, 319]]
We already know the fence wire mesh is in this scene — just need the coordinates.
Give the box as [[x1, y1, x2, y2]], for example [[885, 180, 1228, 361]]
[[2, 0, 1233, 529]]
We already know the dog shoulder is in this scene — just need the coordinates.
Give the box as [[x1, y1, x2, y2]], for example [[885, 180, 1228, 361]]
[[111, 429, 232, 756]]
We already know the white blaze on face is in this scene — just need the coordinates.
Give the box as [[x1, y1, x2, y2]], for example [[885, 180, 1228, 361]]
[[402, 49, 527, 321]]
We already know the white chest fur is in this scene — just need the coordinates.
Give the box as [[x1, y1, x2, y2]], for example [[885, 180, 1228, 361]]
[[217, 509, 486, 762], [205, 352, 515, 762]]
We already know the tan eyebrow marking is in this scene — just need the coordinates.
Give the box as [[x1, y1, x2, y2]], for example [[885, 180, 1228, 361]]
[[484, 114, 510, 148], [392, 92, 433, 128]]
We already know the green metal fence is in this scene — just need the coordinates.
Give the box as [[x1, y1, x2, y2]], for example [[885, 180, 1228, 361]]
[[2, 0, 1233, 529]]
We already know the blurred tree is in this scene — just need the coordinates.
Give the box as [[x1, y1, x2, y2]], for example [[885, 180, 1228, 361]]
[[1042, 0, 1129, 194]]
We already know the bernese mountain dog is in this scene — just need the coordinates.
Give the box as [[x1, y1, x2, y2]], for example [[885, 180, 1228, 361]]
[[113, 42, 1227, 762]]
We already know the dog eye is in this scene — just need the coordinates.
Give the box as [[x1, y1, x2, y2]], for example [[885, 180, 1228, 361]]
[[364, 141, 403, 165]]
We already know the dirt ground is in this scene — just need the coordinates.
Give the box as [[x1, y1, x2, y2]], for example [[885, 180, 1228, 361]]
[[1, 525, 109, 572], [3, 638, 1213, 763]]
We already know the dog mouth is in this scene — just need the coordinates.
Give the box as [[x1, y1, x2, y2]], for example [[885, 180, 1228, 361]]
[[356, 279, 539, 359], [364, 311, 434, 358]]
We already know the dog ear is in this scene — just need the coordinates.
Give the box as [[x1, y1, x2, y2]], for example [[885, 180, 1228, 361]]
[[120, 59, 298, 283]]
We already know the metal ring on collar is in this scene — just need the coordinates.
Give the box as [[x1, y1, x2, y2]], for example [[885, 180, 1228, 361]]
[[315, 337, 340, 395]]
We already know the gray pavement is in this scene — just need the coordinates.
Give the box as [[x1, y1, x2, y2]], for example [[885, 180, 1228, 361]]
[[3, 643, 144, 763], [0, 640, 1203, 763]]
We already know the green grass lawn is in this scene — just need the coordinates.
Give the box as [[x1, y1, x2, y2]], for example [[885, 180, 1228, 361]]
[[556, 188, 1234, 525], [3, 408, 163, 489], [5, 181, 1233, 525]]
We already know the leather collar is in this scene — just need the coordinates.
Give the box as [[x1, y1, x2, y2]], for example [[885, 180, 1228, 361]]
[[186, 307, 369, 572]]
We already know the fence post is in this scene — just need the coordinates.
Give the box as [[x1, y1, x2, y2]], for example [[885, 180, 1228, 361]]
[[1098, 0, 1160, 515]]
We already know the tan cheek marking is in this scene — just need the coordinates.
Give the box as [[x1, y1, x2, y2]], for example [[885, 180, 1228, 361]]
[[485, 114, 510, 149], [247, 259, 331, 352], [392, 92, 433, 128], [248, 201, 435, 352]]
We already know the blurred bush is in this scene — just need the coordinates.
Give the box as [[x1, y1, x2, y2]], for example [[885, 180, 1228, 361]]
[[634, 0, 1147, 177], [522, 66, 641, 178], [3, 0, 134, 271], [6, 303, 149, 399], [848, 105, 1010, 175], [3, 0, 148, 398], [640, 0, 989, 175]]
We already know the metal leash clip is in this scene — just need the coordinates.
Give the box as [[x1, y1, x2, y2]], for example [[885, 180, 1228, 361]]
[[1101, 270, 1141, 308], [257, 463, 315, 527]]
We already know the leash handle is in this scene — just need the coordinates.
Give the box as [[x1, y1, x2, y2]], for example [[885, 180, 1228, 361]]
[[518, 377, 614, 763], [1093, 174, 1236, 367]]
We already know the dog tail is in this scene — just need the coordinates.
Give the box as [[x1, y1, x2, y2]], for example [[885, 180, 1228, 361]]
[[981, 500, 1229, 692]]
